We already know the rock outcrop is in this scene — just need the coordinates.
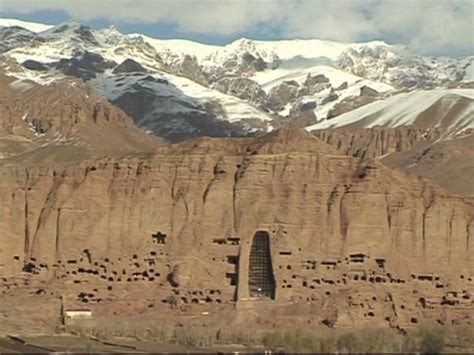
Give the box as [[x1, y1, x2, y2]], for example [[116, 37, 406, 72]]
[[313, 126, 443, 159], [112, 58, 147, 74], [0, 25, 39, 53], [211, 76, 268, 107], [326, 95, 378, 119], [56, 51, 117, 80]]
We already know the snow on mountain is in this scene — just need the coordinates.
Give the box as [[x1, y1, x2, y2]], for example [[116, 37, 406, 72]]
[[91, 69, 273, 123], [0, 18, 53, 33], [5, 21, 98, 63], [248, 38, 353, 61], [130, 34, 219, 65], [0, 17, 472, 141], [0, 26, 39, 53], [139, 33, 472, 89], [141, 35, 386, 67], [251, 64, 394, 119], [337, 44, 473, 88], [165, 75, 273, 123], [307, 89, 474, 138], [252, 64, 393, 93]]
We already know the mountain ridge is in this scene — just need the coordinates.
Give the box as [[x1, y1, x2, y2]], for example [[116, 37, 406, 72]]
[[0, 17, 472, 176]]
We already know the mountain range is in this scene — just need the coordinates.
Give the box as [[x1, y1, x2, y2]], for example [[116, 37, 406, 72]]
[[0, 17, 473, 194]]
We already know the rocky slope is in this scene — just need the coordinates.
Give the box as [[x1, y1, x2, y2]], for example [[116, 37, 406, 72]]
[[0, 71, 160, 164], [308, 89, 474, 135], [0, 127, 473, 332]]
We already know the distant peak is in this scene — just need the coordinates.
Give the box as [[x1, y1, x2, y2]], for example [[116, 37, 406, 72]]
[[0, 18, 53, 33], [231, 37, 253, 46], [57, 18, 84, 28], [100, 24, 123, 43], [105, 24, 121, 34], [235, 37, 250, 42], [45, 18, 91, 35], [41, 19, 99, 44]]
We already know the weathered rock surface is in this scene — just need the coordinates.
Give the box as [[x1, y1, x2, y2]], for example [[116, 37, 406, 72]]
[[314, 126, 443, 159], [267, 80, 300, 111], [360, 85, 379, 97], [22, 59, 48, 71], [383, 131, 474, 196], [326, 95, 378, 119], [55, 51, 117, 80], [313, 126, 474, 196], [112, 58, 147, 74], [0, 26, 39, 53], [0, 126, 472, 332], [211, 76, 268, 107], [173, 54, 208, 85]]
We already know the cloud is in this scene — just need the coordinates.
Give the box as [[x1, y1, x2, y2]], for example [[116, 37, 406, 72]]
[[371, 0, 473, 56], [1, 0, 473, 56], [282, 1, 377, 42]]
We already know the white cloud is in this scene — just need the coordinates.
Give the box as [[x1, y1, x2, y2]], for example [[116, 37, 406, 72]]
[[282, 1, 376, 42], [371, 0, 473, 56], [1, 0, 473, 56]]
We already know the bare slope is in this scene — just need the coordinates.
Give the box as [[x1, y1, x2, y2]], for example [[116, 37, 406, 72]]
[[0, 71, 161, 165]]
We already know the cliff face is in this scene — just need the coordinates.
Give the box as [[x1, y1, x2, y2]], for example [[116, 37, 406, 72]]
[[314, 127, 474, 195], [313, 126, 443, 159], [1, 128, 473, 331]]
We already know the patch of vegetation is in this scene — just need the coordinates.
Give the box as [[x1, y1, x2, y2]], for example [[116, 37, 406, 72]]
[[67, 319, 473, 353], [418, 324, 445, 354]]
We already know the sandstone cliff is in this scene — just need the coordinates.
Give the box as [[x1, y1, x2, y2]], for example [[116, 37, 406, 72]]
[[0, 127, 472, 332]]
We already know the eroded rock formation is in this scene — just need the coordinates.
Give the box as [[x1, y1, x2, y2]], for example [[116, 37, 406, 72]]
[[0, 127, 472, 332], [314, 127, 474, 195]]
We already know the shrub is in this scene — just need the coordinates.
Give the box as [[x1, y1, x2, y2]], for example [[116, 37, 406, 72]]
[[337, 333, 362, 353], [419, 327, 445, 354]]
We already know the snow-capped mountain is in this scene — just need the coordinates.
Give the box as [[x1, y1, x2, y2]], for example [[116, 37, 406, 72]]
[[308, 89, 474, 137], [0, 25, 39, 53], [337, 44, 473, 88], [0, 18, 53, 33], [0, 18, 472, 141]]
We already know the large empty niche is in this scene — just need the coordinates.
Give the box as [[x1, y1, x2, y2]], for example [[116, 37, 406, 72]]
[[248, 231, 276, 299]]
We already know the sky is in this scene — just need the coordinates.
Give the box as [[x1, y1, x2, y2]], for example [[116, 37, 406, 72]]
[[0, 0, 472, 57]]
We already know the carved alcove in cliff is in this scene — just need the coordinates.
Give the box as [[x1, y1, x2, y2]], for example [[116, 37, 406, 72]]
[[248, 231, 276, 299], [151, 231, 167, 244]]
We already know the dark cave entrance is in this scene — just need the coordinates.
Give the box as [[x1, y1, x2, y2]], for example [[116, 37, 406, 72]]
[[248, 231, 276, 299]]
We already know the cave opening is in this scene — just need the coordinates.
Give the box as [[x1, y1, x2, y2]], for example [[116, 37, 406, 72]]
[[152, 231, 167, 244], [248, 231, 276, 299]]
